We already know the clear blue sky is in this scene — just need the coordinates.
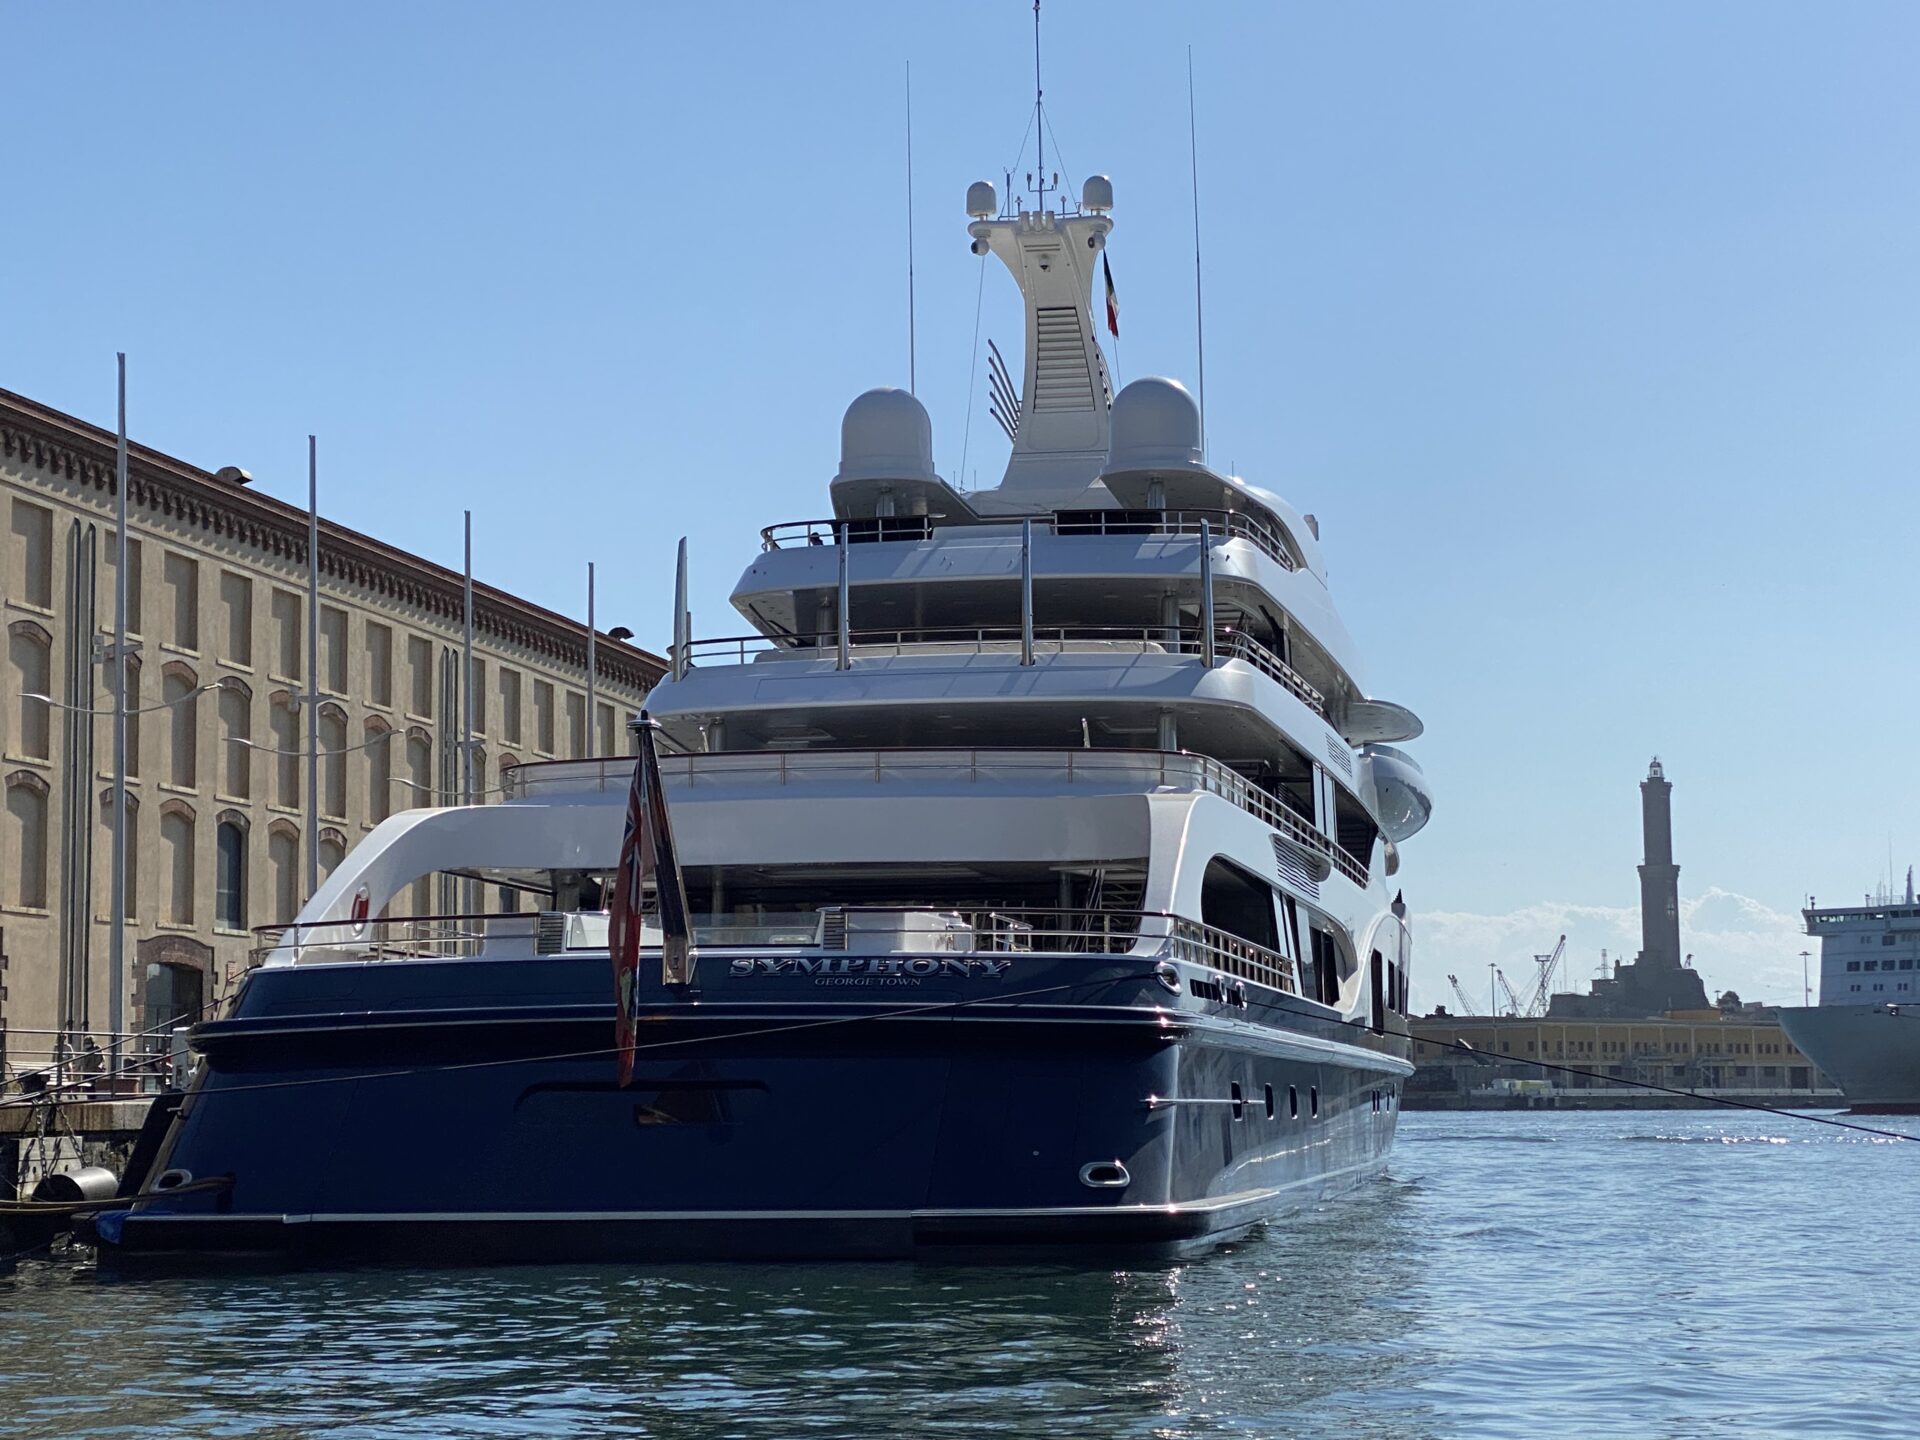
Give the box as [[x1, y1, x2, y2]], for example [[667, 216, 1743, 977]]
[[7, 3, 1917, 990]]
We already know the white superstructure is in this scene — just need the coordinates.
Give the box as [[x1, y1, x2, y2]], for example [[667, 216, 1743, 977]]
[[1808, 872, 1920, 1004], [282, 173, 1433, 1017], [1778, 870, 1920, 1110]]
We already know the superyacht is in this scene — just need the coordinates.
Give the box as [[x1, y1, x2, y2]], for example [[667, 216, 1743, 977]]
[[95, 164, 1433, 1264]]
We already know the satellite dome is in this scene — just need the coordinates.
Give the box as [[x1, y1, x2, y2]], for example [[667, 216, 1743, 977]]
[[1104, 377, 1205, 477], [834, 387, 939, 486]]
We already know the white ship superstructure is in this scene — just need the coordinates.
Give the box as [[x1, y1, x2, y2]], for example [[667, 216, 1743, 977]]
[[1780, 871, 1920, 1110]]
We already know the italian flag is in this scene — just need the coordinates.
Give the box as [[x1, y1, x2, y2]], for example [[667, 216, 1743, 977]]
[[1103, 253, 1119, 337]]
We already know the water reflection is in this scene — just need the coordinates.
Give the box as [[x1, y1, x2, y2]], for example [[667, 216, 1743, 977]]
[[15, 1113, 1908, 1439], [1, 1177, 1430, 1440]]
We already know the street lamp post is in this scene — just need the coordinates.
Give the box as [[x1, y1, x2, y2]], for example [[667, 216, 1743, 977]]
[[1800, 949, 1812, 1007]]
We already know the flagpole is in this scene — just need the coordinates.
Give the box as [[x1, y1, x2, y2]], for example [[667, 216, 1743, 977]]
[[305, 436, 319, 899], [585, 562, 597, 759], [108, 354, 129, 1083]]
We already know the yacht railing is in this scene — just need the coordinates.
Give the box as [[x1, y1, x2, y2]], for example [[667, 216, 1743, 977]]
[[247, 912, 536, 970], [759, 508, 1299, 571], [2, 1026, 191, 1098], [241, 906, 1299, 994], [505, 746, 1372, 889], [1169, 920, 1301, 995], [681, 624, 1328, 717]]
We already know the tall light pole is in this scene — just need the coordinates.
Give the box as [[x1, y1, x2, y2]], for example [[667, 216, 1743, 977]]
[[304, 438, 319, 899], [1800, 950, 1812, 1007], [585, 562, 596, 758], [108, 354, 130, 1080]]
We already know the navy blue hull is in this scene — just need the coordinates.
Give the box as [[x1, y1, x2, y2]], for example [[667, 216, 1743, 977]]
[[99, 953, 1410, 1266]]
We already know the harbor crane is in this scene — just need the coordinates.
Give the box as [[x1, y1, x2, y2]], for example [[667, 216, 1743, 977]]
[[1446, 974, 1478, 1015], [1525, 934, 1568, 1017], [1493, 968, 1524, 1017]]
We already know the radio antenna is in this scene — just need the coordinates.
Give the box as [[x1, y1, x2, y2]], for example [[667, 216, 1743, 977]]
[[1033, 1, 1047, 210], [906, 59, 917, 393], [1188, 45, 1207, 458]]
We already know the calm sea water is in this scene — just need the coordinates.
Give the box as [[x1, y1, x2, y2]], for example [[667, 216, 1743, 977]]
[[3, 1109, 1915, 1439]]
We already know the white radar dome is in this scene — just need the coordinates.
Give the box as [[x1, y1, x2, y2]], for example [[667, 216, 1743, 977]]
[[966, 180, 997, 219], [1104, 377, 1204, 476], [835, 387, 939, 486], [1081, 175, 1113, 213]]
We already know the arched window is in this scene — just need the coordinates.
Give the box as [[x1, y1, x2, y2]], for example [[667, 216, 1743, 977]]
[[121, 656, 143, 779], [319, 704, 348, 820], [8, 621, 52, 761], [216, 816, 247, 931], [97, 789, 140, 919], [161, 802, 195, 925], [163, 663, 198, 789], [219, 680, 252, 800], [406, 731, 432, 806], [5, 771, 50, 909], [268, 821, 299, 921], [318, 828, 345, 883], [269, 691, 299, 807], [366, 719, 393, 822]]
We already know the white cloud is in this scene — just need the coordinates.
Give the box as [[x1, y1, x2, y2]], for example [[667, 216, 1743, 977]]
[[1412, 887, 1811, 1013]]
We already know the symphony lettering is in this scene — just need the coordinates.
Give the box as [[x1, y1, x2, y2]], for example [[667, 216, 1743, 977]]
[[728, 956, 1013, 982]]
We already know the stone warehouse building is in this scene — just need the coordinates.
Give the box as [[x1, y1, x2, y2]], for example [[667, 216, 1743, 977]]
[[0, 386, 664, 1078]]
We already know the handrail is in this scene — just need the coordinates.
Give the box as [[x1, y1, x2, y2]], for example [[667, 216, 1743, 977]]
[[759, 508, 1300, 571], [503, 745, 1373, 889], [1171, 919, 1300, 995], [679, 623, 1328, 717], [241, 902, 1301, 996]]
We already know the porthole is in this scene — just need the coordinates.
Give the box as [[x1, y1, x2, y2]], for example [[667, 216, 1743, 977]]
[[1288, 1085, 1299, 1119], [1310, 1085, 1320, 1119], [1264, 1083, 1275, 1120], [1230, 1082, 1245, 1120]]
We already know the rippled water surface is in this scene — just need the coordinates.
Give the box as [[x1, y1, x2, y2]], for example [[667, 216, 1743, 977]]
[[4, 1110, 1915, 1439]]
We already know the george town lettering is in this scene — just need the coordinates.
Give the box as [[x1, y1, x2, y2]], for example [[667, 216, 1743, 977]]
[[728, 955, 1013, 983]]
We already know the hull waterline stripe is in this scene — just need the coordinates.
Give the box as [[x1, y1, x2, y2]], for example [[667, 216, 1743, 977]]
[[125, 1168, 1392, 1226]]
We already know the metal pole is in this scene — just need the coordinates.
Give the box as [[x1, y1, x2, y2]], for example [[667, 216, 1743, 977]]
[[836, 529, 851, 672], [109, 354, 128, 1081], [1019, 518, 1034, 666], [672, 538, 690, 681], [1187, 46, 1207, 459], [305, 437, 319, 898], [585, 561, 597, 758], [905, 59, 916, 394], [1199, 518, 1215, 667], [1801, 950, 1811, 1006], [462, 512, 475, 801]]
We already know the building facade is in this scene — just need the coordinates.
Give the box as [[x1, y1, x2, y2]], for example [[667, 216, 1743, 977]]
[[1410, 1013, 1831, 1100], [0, 386, 664, 1080]]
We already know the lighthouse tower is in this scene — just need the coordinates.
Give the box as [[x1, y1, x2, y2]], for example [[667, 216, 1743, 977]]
[[1637, 757, 1684, 970], [1548, 757, 1711, 1017]]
